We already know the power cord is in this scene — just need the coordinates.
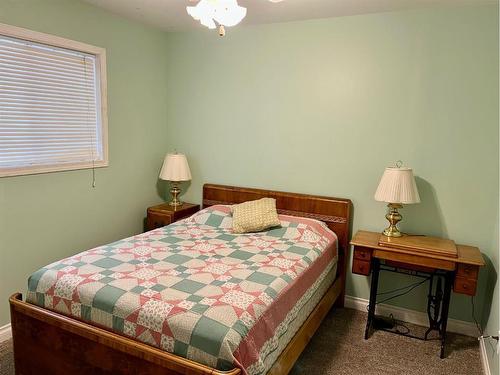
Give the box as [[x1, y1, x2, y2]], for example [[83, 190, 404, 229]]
[[365, 278, 430, 312], [376, 277, 430, 305], [471, 296, 483, 336], [377, 278, 429, 296], [472, 296, 499, 357], [365, 278, 430, 339]]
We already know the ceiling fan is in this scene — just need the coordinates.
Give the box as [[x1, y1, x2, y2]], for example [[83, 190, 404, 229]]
[[187, 0, 284, 36]]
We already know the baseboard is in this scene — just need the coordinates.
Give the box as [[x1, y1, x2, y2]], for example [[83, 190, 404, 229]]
[[479, 336, 491, 375], [0, 323, 12, 343], [345, 295, 479, 337]]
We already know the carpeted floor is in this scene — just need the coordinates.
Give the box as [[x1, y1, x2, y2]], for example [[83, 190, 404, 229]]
[[0, 308, 481, 375], [0, 339, 13, 375], [289, 308, 480, 375]]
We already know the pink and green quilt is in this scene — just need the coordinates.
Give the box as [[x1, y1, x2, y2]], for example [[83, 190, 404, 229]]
[[26, 205, 337, 374]]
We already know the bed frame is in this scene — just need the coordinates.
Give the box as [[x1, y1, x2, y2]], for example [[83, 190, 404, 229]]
[[10, 184, 352, 375]]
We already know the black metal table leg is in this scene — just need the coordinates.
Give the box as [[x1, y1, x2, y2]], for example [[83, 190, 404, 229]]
[[425, 274, 443, 340], [439, 272, 453, 358], [365, 258, 380, 340]]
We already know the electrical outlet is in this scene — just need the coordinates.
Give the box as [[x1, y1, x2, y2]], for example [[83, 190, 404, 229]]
[[497, 330, 500, 355]]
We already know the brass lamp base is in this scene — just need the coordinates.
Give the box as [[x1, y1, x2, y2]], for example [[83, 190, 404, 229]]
[[382, 203, 403, 237], [169, 182, 183, 207]]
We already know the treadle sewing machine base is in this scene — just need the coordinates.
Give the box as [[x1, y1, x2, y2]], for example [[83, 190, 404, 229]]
[[350, 230, 485, 359], [366, 261, 453, 358]]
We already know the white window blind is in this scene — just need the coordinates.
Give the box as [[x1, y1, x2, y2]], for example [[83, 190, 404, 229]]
[[0, 24, 108, 177]]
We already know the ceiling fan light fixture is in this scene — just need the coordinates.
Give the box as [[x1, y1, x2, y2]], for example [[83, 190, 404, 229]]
[[187, 0, 247, 30]]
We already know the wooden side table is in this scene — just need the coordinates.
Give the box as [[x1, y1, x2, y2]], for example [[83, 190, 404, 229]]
[[351, 230, 484, 358], [146, 202, 200, 231]]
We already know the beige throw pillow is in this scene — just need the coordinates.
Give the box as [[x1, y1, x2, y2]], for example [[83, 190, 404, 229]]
[[232, 198, 281, 234]]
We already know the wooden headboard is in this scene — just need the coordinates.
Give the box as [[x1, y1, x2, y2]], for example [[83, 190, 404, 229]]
[[203, 184, 352, 305]]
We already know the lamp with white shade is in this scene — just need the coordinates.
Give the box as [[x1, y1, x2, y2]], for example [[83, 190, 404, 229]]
[[374, 162, 420, 237], [159, 153, 192, 207]]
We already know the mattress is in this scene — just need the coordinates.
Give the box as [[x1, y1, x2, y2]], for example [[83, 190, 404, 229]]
[[26, 205, 338, 375]]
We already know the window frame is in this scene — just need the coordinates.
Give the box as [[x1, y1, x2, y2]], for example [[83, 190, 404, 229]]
[[0, 22, 108, 178]]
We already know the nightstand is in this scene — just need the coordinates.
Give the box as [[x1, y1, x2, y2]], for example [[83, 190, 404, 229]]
[[351, 230, 484, 358], [146, 202, 200, 231]]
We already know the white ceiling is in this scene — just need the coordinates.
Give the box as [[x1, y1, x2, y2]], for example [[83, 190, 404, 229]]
[[82, 0, 496, 32]]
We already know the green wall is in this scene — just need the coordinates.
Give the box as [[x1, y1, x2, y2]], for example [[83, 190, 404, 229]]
[[0, 0, 169, 325], [164, 5, 499, 328]]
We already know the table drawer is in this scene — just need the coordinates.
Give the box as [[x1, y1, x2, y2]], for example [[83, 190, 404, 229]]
[[146, 213, 172, 231], [454, 276, 477, 296], [352, 259, 371, 276], [354, 248, 372, 261], [456, 264, 479, 280]]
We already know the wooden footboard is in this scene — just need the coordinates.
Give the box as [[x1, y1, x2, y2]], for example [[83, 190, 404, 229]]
[[10, 275, 342, 375], [10, 293, 240, 375]]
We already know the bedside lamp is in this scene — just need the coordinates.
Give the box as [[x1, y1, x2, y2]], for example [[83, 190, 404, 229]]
[[159, 153, 192, 207], [374, 162, 420, 237]]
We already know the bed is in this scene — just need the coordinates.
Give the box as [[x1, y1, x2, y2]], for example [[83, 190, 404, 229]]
[[10, 184, 352, 375]]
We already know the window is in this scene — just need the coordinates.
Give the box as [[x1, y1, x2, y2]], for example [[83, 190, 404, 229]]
[[0, 23, 108, 177]]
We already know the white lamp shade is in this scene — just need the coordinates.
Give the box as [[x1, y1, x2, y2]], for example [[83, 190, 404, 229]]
[[374, 167, 420, 204], [159, 153, 192, 182]]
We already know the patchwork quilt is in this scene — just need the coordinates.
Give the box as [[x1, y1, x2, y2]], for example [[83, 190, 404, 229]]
[[27, 205, 337, 374]]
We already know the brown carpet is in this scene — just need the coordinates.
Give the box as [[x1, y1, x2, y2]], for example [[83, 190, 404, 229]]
[[0, 308, 481, 375], [290, 308, 480, 375], [0, 339, 13, 375]]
